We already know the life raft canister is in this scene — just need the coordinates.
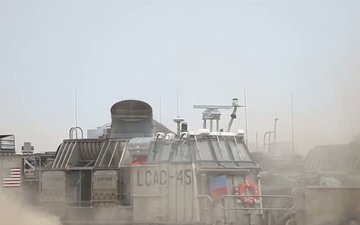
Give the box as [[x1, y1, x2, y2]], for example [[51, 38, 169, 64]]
[[237, 180, 259, 205]]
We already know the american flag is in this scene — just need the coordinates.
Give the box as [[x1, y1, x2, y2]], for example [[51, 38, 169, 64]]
[[209, 175, 228, 201], [2, 167, 21, 188]]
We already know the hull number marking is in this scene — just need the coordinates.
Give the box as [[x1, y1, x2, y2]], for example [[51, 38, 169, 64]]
[[136, 169, 192, 186]]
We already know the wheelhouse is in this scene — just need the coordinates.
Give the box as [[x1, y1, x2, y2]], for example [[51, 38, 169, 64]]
[[145, 131, 255, 168]]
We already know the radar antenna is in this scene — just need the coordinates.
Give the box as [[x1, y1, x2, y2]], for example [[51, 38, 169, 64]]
[[193, 98, 245, 132]]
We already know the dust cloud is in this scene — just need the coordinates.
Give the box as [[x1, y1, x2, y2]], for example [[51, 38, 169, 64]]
[[292, 29, 360, 155], [330, 29, 360, 147], [0, 190, 62, 225], [334, 39, 360, 142]]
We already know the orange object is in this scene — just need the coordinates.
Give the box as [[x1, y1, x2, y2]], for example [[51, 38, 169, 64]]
[[130, 157, 146, 165], [238, 180, 259, 205]]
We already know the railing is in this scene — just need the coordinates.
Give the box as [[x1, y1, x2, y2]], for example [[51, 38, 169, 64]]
[[196, 194, 293, 211], [197, 195, 213, 210], [199, 194, 294, 225], [219, 194, 294, 211], [69, 126, 84, 139]]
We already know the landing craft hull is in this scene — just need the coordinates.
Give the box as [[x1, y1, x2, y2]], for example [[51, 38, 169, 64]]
[[0, 99, 298, 225], [41, 164, 263, 225]]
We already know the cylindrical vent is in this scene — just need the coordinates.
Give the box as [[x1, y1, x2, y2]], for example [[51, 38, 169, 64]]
[[110, 100, 153, 139], [127, 137, 154, 158]]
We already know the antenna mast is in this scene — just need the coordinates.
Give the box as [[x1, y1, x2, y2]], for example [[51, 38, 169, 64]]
[[292, 94, 295, 157], [159, 93, 162, 123], [176, 93, 179, 117], [74, 92, 78, 139], [244, 90, 249, 144]]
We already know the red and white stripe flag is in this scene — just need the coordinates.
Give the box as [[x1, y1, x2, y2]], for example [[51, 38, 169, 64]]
[[2, 167, 21, 188]]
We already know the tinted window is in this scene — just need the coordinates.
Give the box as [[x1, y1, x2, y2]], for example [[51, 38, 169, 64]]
[[211, 139, 232, 161], [148, 142, 170, 162], [171, 143, 191, 162], [148, 142, 158, 162], [194, 140, 213, 160], [160, 144, 171, 161], [228, 140, 252, 161]]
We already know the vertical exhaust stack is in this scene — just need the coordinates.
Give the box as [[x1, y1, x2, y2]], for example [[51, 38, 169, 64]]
[[110, 100, 154, 139]]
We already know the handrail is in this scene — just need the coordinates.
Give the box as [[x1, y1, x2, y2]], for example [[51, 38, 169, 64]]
[[219, 194, 294, 211], [197, 195, 213, 210], [69, 126, 84, 139]]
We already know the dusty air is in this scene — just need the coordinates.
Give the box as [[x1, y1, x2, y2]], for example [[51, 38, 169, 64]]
[[1, 97, 359, 225], [1, 1, 360, 225]]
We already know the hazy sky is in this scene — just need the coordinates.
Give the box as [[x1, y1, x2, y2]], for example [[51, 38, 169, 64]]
[[1, 0, 360, 154]]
